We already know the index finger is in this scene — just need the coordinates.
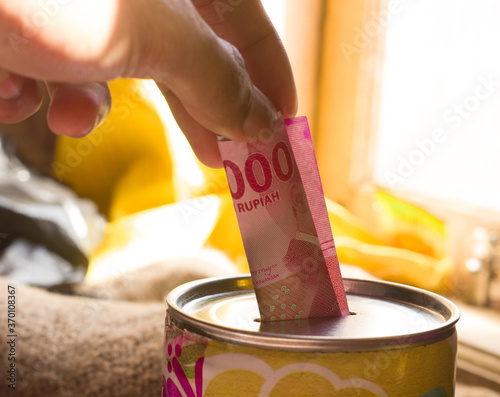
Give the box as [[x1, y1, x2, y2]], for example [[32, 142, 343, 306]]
[[194, 0, 298, 117]]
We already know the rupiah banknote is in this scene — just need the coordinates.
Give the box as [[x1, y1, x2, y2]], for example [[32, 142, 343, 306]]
[[218, 116, 349, 321]]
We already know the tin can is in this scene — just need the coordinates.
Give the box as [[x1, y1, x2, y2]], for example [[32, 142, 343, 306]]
[[163, 276, 459, 397]]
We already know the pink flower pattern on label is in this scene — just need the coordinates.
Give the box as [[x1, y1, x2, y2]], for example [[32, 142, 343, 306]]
[[163, 316, 208, 397]]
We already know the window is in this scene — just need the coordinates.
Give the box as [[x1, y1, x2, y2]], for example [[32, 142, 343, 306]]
[[374, 0, 500, 218]]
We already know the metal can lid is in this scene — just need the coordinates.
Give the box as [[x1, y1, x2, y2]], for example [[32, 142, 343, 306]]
[[166, 276, 459, 352]]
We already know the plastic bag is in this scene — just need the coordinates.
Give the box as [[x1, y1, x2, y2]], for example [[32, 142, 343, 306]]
[[0, 135, 105, 287]]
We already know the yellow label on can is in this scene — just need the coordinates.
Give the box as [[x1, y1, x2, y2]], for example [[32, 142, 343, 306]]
[[162, 320, 456, 397]]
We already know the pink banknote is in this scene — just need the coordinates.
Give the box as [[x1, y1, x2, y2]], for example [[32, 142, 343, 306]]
[[218, 116, 349, 321]]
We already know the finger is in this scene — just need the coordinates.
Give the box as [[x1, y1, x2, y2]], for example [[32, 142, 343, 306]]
[[165, 90, 223, 168], [154, 34, 278, 143], [45, 82, 111, 138], [0, 70, 42, 123], [165, 82, 276, 169], [194, 0, 298, 117]]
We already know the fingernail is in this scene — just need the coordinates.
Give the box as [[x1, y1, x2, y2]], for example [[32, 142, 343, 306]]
[[92, 94, 111, 131], [242, 87, 278, 141], [0, 72, 24, 100], [81, 82, 111, 134]]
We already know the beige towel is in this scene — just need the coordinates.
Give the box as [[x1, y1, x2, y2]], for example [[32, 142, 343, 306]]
[[0, 249, 239, 396]]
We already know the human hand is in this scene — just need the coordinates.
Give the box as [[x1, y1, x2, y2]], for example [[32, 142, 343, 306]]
[[0, 0, 297, 168]]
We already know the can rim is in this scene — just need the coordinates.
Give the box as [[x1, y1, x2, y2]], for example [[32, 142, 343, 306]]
[[166, 275, 460, 352]]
